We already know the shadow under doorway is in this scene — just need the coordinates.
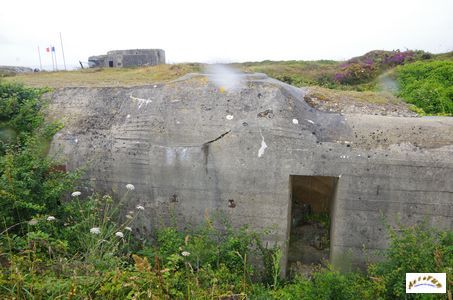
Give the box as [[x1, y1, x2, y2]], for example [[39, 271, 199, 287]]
[[288, 175, 338, 277]]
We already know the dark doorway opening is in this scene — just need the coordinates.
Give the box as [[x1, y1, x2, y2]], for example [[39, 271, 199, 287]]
[[288, 175, 338, 276], [108, 61, 114, 67]]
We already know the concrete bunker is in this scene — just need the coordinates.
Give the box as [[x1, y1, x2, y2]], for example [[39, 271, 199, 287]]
[[288, 175, 338, 275], [88, 49, 165, 68], [45, 73, 453, 274]]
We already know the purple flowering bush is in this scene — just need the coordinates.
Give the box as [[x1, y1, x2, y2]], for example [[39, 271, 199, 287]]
[[383, 50, 415, 66], [334, 50, 428, 86], [334, 62, 378, 85]]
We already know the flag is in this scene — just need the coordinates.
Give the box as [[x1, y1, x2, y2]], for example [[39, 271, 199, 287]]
[[46, 47, 50, 52], [51, 46, 55, 52]]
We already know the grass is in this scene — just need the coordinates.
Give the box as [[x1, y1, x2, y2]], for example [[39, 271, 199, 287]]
[[4, 51, 452, 90], [306, 86, 402, 105], [4, 60, 340, 89], [236, 60, 340, 87], [1, 60, 412, 110], [3, 50, 452, 115], [432, 51, 453, 61], [4, 63, 201, 88]]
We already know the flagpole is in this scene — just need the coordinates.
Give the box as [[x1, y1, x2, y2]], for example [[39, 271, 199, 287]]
[[50, 47, 55, 71], [37, 46, 43, 70], [59, 32, 67, 70], [53, 47, 58, 71]]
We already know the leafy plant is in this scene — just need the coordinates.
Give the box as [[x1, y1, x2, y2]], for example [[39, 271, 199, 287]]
[[396, 60, 453, 115], [0, 82, 77, 233], [368, 222, 452, 299]]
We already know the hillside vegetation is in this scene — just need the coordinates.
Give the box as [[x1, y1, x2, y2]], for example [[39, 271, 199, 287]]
[[3, 50, 453, 115]]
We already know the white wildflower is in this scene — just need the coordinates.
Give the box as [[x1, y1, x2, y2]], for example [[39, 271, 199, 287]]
[[90, 227, 101, 234], [125, 226, 132, 231], [126, 214, 133, 220], [28, 219, 38, 226], [71, 191, 81, 197], [115, 231, 124, 238], [292, 118, 299, 124], [136, 205, 145, 211], [181, 251, 190, 257], [226, 115, 234, 120], [47, 216, 56, 221], [126, 184, 135, 191]]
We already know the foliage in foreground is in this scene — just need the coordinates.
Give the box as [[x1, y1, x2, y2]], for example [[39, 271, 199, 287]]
[[0, 189, 451, 300], [0, 82, 78, 234], [369, 223, 453, 299]]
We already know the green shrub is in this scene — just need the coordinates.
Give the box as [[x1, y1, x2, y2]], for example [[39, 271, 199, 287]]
[[368, 223, 452, 299], [0, 82, 77, 233], [0, 139, 78, 233], [0, 83, 45, 131], [309, 267, 381, 300], [396, 61, 453, 115], [1, 205, 452, 299]]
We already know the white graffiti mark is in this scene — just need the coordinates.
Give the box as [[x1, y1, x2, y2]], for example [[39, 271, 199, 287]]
[[130, 95, 153, 109], [258, 130, 267, 158]]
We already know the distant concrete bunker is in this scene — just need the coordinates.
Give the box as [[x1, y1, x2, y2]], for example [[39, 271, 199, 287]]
[[88, 49, 165, 68], [46, 72, 453, 275]]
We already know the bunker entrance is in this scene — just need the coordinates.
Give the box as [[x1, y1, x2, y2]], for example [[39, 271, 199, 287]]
[[108, 61, 114, 67], [288, 175, 338, 276]]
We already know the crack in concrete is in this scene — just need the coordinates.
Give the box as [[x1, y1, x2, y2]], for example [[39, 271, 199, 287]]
[[201, 130, 231, 175], [203, 130, 231, 145]]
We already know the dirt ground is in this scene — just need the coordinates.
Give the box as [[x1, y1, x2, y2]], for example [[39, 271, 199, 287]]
[[304, 86, 418, 117], [288, 221, 330, 278]]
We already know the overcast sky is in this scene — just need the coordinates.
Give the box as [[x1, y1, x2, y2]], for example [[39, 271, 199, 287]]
[[1, 0, 452, 69]]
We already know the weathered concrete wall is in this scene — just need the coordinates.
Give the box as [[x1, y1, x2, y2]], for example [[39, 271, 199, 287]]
[[45, 73, 453, 273]]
